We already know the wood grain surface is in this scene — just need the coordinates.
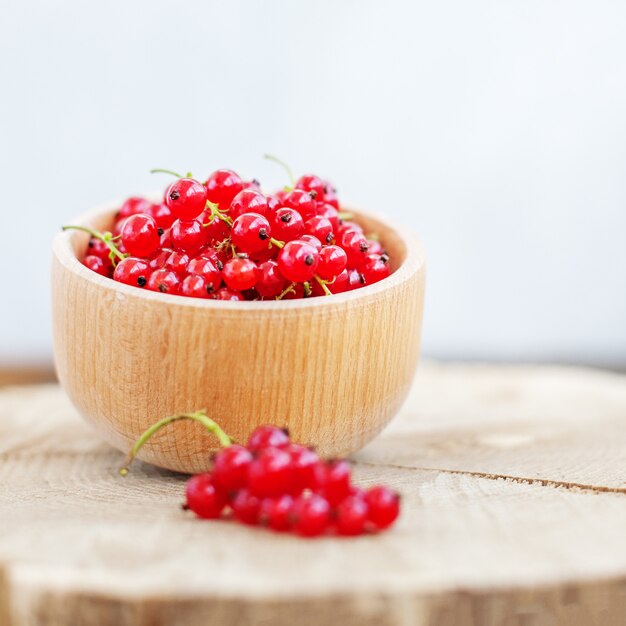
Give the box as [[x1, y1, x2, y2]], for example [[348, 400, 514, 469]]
[[1, 362, 626, 626]]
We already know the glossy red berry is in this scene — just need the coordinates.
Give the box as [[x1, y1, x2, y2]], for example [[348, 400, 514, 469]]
[[186, 255, 222, 291], [214, 287, 245, 301], [305, 216, 334, 244], [277, 240, 320, 282], [120, 214, 160, 257], [341, 230, 370, 267], [163, 250, 190, 275], [295, 174, 326, 201], [180, 274, 212, 298], [256, 260, 287, 298], [148, 202, 175, 229], [315, 459, 352, 505], [317, 245, 347, 280], [170, 219, 207, 255], [360, 253, 391, 284], [260, 494, 294, 532], [113, 257, 150, 287], [146, 268, 180, 294], [292, 493, 331, 537], [286, 444, 319, 494], [165, 178, 207, 221], [118, 196, 152, 219], [84, 255, 108, 276], [222, 257, 260, 291], [284, 189, 317, 221], [336, 495, 369, 536], [231, 489, 261, 525], [185, 473, 227, 519], [205, 169, 244, 210], [318, 203, 340, 231], [270, 208, 305, 242], [299, 234, 322, 251], [213, 444, 253, 491], [86, 238, 111, 260], [365, 486, 400, 530], [248, 447, 293, 497], [231, 213, 272, 253], [247, 425, 290, 451], [229, 189, 269, 220]]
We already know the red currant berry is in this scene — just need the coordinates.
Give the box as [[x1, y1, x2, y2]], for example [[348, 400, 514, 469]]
[[113, 257, 150, 288], [186, 256, 222, 291], [247, 425, 290, 451], [360, 253, 391, 284], [335, 494, 369, 536], [214, 287, 244, 301], [171, 219, 207, 255], [318, 203, 340, 231], [277, 240, 320, 282], [180, 274, 212, 298], [120, 214, 160, 258], [202, 214, 230, 246], [205, 169, 244, 209], [231, 212, 272, 253], [286, 444, 319, 494], [185, 473, 227, 519], [231, 488, 261, 525], [365, 486, 400, 530], [314, 459, 352, 505], [341, 230, 370, 267], [165, 178, 207, 221], [317, 245, 348, 280], [222, 257, 260, 291], [292, 493, 331, 537], [295, 174, 326, 201], [149, 202, 175, 229], [337, 221, 363, 240], [229, 189, 269, 220], [213, 444, 253, 491], [248, 447, 293, 497], [160, 228, 173, 248], [270, 208, 305, 242], [84, 255, 108, 276], [284, 189, 317, 221], [118, 197, 151, 219], [86, 238, 111, 260], [163, 250, 190, 275], [256, 260, 286, 298], [260, 494, 294, 532], [347, 268, 367, 290], [146, 268, 180, 294], [266, 195, 282, 214], [323, 183, 339, 210], [299, 234, 322, 251], [305, 216, 334, 244], [367, 240, 384, 256]]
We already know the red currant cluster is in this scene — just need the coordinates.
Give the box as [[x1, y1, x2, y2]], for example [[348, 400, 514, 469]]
[[69, 162, 391, 300], [186, 425, 400, 536], [121, 414, 400, 538]]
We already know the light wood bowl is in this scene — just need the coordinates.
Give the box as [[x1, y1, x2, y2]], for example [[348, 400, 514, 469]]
[[51, 201, 426, 473]]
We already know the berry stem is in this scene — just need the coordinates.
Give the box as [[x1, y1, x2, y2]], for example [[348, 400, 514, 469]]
[[269, 237, 284, 249], [62, 225, 126, 262], [263, 154, 296, 188], [204, 200, 233, 226], [314, 275, 333, 296], [150, 168, 184, 178], [276, 282, 296, 300], [119, 410, 233, 475]]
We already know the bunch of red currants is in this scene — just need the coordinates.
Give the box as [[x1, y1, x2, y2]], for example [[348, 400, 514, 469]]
[[185, 425, 400, 536], [72, 165, 391, 300]]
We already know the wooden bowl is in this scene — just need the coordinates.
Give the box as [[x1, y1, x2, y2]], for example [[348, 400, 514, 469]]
[[51, 201, 426, 473]]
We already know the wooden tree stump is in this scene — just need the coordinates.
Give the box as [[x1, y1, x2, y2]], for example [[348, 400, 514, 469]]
[[1, 362, 626, 626]]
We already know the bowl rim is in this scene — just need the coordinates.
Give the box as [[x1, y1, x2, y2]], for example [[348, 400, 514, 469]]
[[52, 198, 426, 311]]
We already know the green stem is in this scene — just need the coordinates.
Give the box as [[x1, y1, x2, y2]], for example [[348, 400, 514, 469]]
[[119, 410, 233, 475], [150, 168, 184, 178], [276, 282, 296, 300], [263, 154, 296, 187], [314, 275, 333, 296], [269, 237, 284, 249], [62, 225, 126, 262]]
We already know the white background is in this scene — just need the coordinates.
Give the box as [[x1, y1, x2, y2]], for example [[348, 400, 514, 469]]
[[1, 0, 625, 367]]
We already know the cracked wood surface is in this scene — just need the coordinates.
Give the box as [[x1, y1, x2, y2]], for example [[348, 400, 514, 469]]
[[1, 362, 626, 626]]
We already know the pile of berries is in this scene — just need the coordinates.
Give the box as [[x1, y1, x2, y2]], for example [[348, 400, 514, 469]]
[[185, 425, 400, 536], [121, 415, 400, 537], [68, 161, 391, 300]]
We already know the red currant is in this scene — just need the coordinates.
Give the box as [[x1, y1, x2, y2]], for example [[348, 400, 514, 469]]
[[165, 178, 207, 221], [202, 214, 230, 246], [317, 245, 347, 280], [305, 216, 334, 244], [118, 197, 151, 219], [120, 214, 160, 257], [292, 493, 331, 537], [163, 250, 190, 275], [341, 230, 370, 267], [113, 257, 150, 287], [256, 260, 286, 298], [186, 256, 222, 291], [315, 459, 352, 505], [295, 174, 326, 201], [222, 257, 260, 291], [214, 287, 244, 301], [205, 169, 244, 209], [299, 234, 322, 250], [284, 189, 317, 221], [270, 208, 305, 242], [365, 486, 400, 530], [286, 444, 319, 494], [86, 238, 111, 260], [318, 203, 340, 231], [146, 268, 180, 294], [231, 213, 271, 253], [84, 255, 108, 276], [213, 444, 253, 491], [229, 189, 269, 220], [185, 473, 227, 519], [335, 494, 369, 536], [260, 495, 294, 532], [231, 489, 261, 525], [360, 253, 391, 285], [247, 425, 290, 451], [180, 274, 212, 298], [148, 202, 175, 229], [171, 219, 207, 255], [277, 240, 320, 282], [248, 447, 293, 497]]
